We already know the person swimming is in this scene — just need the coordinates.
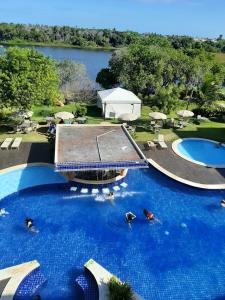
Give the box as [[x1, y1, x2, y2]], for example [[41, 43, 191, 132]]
[[220, 200, 225, 208], [125, 212, 136, 223], [108, 191, 114, 201], [25, 218, 34, 229], [25, 218, 39, 233], [143, 209, 155, 220], [143, 209, 161, 223], [0, 208, 9, 217]]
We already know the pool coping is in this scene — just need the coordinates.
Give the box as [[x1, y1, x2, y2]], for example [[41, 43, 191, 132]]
[[172, 138, 225, 169], [148, 158, 225, 190], [0, 260, 39, 300], [84, 259, 144, 300]]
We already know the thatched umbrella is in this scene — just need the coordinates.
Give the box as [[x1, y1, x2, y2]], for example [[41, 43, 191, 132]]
[[11, 110, 33, 119], [54, 111, 74, 120], [119, 113, 139, 122], [149, 112, 167, 120], [177, 110, 194, 118]]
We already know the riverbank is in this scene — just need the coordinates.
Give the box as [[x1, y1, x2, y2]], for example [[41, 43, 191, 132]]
[[0, 40, 115, 52]]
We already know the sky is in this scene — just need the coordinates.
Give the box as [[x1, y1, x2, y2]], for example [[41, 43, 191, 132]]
[[0, 0, 224, 38]]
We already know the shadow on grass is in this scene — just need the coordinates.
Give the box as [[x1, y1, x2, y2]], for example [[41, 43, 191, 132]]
[[86, 105, 102, 118], [173, 126, 225, 142], [36, 127, 48, 135]]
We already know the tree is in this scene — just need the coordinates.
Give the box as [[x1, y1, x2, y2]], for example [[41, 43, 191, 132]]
[[57, 59, 95, 103], [0, 47, 59, 109], [99, 44, 222, 110], [152, 85, 180, 113], [96, 68, 117, 88]]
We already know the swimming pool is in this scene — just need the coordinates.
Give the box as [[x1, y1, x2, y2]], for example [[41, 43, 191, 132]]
[[0, 166, 225, 299], [173, 138, 225, 168]]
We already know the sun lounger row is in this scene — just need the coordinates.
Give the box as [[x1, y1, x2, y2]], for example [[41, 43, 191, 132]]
[[145, 134, 168, 150], [0, 137, 22, 150]]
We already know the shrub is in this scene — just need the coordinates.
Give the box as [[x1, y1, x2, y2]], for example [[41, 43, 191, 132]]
[[73, 103, 87, 117], [193, 103, 225, 118], [108, 277, 133, 300]]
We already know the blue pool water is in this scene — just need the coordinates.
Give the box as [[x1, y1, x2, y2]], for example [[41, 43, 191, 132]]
[[175, 138, 225, 167], [0, 166, 67, 199], [0, 166, 225, 299]]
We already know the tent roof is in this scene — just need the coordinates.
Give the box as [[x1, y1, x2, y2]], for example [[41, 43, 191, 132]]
[[98, 87, 141, 104]]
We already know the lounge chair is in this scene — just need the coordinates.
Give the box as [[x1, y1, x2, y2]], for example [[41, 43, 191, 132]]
[[158, 141, 168, 149], [1, 138, 13, 150], [11, 137, 22, 149], [197, 115, 209, 122], [154, 134, 168, 149], [144, 141, 156, 150]]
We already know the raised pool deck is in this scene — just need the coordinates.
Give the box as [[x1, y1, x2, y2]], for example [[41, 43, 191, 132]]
[[140, 142, 225, 189]]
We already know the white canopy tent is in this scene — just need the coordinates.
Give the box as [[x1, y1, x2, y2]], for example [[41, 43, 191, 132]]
[[97, 87, 142, 119]]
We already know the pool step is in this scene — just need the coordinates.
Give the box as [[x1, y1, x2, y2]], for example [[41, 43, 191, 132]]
[[13, 267, 47, 300], [76, 270, 99, 300]]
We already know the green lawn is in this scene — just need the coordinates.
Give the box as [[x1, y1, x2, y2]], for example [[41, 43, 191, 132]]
[[0, 103, 224, 143], [133, 118, 225, 143], [215, 53, 225, 65]]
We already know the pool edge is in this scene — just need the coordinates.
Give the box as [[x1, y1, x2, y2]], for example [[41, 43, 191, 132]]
[[172, 138, 225, 169], [148, 158, 225, 190]]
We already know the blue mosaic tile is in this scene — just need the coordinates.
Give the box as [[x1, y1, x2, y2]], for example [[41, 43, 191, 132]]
[[14, 267, 47, 300], [75, 270, 98, 300]]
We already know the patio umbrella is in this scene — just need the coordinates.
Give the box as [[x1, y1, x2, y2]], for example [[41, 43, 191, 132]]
[[149, 112, 167, 120], [177, 110, 194, 118], [54, 111, 74, 120], [118, 113, 138, 121]]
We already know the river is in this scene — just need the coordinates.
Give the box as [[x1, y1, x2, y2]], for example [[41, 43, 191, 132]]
[[0, 45, 112, 81]]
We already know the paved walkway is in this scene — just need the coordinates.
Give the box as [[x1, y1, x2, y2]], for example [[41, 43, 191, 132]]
[[139, 142, 225, 187], [0, 142, 53, 170]]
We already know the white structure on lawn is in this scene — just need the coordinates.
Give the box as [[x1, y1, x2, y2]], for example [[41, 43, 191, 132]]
[[97, 87, 141, 119]]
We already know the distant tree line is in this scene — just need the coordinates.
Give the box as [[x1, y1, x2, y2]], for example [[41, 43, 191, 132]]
[[97, 45, 225, 114], [0, 23, 225, 52]]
